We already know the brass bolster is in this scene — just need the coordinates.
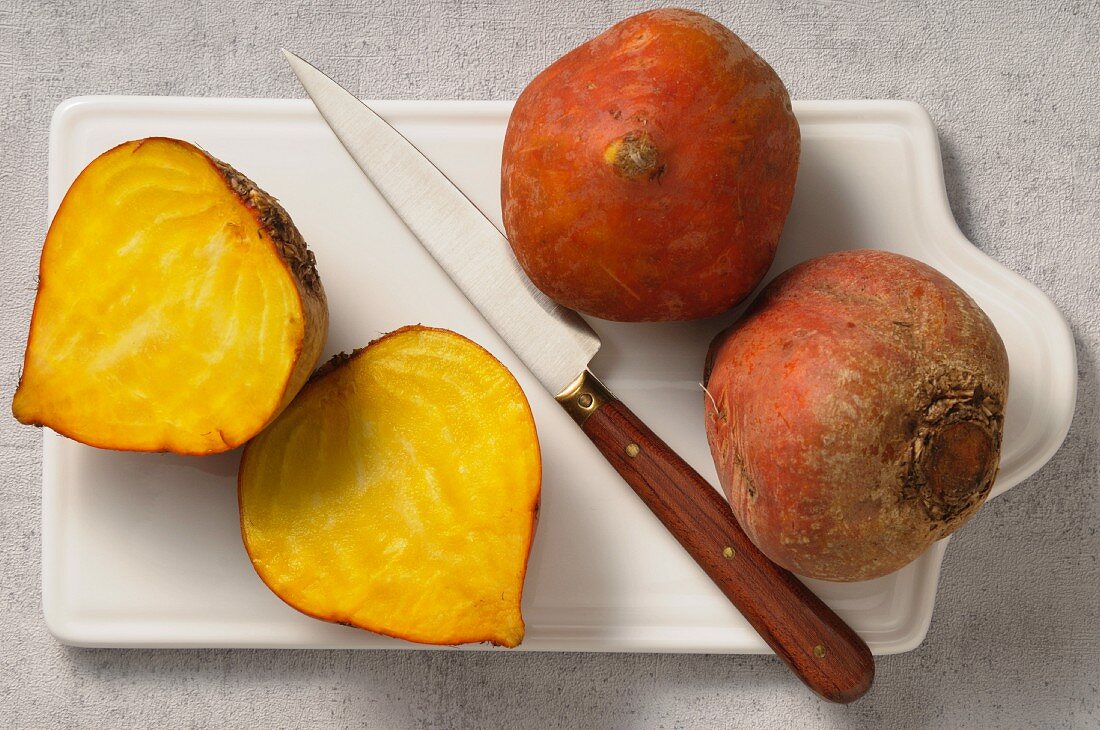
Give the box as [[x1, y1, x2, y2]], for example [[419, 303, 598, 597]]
[[555, 370, 613, 426]]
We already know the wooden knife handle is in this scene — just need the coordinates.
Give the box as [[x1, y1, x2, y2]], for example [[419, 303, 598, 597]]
[[558, 371, 874, 704]]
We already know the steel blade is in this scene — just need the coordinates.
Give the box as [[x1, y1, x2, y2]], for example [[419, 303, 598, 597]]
[[284, 50, 600, 396]]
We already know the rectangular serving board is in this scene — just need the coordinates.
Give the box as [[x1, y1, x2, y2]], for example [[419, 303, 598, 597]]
[[42, 97, 1076, 654]]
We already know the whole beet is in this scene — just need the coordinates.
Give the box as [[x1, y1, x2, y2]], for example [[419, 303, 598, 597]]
[[705, 250, 1009, 581], [501, 8, 799, 321]]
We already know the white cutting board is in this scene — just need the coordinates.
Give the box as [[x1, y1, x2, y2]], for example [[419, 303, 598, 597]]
[[40, 97, 1075, 654]]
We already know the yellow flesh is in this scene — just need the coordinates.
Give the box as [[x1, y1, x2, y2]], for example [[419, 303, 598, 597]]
[[239, 328, 540, 647], [12, 139, 304, 453]]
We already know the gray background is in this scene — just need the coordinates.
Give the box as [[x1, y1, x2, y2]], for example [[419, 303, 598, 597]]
[[1, 0, 1097, 727]]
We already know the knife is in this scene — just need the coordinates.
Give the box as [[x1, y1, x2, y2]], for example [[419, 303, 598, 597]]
[[284, 50, 874, 703]]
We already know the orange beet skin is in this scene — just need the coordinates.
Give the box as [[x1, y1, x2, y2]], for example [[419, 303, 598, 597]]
[[501, 9, 800, 321], [704, 251, 1009, 581]]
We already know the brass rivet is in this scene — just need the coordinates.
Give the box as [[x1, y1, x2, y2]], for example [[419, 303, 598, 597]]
[[813, 644, 826, 658], [722, 546, 735, 560], [625, 443, 640, 458], [577, 393, 594, 409]]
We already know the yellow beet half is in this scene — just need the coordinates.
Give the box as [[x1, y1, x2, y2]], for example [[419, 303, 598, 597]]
[[238, 327, 541, 648], [12, 138, 328, 454]]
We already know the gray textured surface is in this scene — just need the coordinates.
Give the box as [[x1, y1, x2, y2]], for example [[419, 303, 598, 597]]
[[1, 0, 1097, 727]]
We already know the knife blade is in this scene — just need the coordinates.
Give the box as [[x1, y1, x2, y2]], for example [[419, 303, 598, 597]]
[[284, 50, 874, 703], [282, 51, 599, 398]]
